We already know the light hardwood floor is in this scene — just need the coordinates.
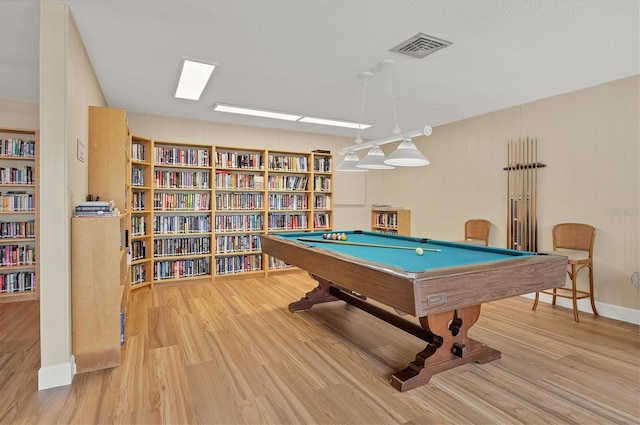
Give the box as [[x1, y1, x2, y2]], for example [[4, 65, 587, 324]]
[[1, 272, 639, 424]]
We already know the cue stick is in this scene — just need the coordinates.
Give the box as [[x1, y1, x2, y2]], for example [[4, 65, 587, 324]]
[[296, 237, 442, 252]]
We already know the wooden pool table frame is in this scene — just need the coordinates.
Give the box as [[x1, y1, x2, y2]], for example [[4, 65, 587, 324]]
[[260, 233, 567, 391]]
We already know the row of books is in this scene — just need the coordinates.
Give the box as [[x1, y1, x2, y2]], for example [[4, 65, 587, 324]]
[[153, 236, 211, 258], [0, 244, 36, 267], [131, 167, 145, 187], [0, 138, 36, 158], [267, 154, 308, 172], [215, 234, 261, 254], [215, 254, 262, 275], [373, 212, 400, 227], [153, 258, 210, 280], [0, 271, 36, 293], [215, 172, 264, 190], [214, 214, 264, 232], [131, 264, 146, 286], [313, 175, 331, 191], [153, 146, 210, 167], [267, 213, 308, 230], [153, 192, 210, 211], [268, 193, 309, 210], [314, 194, 331, 209], [0, 220, 35, 239], [267, 175, 308, 191], [153, 214, 211, 234], [130, 240, 146, 262], [153, 170, 211, 189], [215, 193, 264, 211], [131, 142, 147, 162], [0, 192, 35, 212], [313, 213, 330, 229], [131, 192, 146, 211], [313, 157, 332, 173], [0, 166, 35, 185], [268, 256, 293, 270], [215, 151, 263, 169]]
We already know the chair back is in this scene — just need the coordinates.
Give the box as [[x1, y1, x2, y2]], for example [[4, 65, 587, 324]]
[[465, 219, 491, 246], [553, 223, 595, 257]]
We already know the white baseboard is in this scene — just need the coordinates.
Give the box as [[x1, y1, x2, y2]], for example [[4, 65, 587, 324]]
[[521, 293, 640, 325], [38, 355, 76, 390]]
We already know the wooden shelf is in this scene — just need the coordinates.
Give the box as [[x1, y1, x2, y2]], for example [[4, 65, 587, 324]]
[[0, 127, 38, 302]]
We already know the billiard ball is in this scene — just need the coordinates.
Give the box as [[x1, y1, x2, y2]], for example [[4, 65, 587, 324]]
[[331, 233, 338, 240], [322, 233, 328, 239], [340, 234, 347, 241], [415, 247, 424, 256]]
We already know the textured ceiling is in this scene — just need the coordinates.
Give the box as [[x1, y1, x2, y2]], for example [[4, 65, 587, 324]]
[[1, 0, 639, 142]]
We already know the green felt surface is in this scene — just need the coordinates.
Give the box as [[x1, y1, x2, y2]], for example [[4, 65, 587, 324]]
[[275, 230, 535, 273]]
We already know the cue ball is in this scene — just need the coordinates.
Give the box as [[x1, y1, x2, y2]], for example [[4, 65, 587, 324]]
[[415, 247, 424, 255]]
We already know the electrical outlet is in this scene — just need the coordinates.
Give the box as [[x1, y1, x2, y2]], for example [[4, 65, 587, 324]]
[[632, 272, 640, 289]]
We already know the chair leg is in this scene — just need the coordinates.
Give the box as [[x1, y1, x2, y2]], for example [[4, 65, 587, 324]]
[[588, 264, 599, 316], [532, 291, 540, 311], [551, 288, 557, 306], [571, 265, 579, 322]]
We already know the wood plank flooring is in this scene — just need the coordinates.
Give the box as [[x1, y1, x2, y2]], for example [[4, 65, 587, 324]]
[[1, 272, 638, 424]]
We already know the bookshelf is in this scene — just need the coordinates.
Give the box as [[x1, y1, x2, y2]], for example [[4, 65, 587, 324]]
[[152, 141, 213, 285], [371, 208, 411, 235], [213, 146, 266, 277], [311, 152, 332, 231], [0, 128, 38, 302], [130, 135, 153, 289], [71, 215, 124, 372]]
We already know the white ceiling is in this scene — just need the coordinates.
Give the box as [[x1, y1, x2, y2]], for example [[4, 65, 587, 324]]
[[1, 0, 639, 141]]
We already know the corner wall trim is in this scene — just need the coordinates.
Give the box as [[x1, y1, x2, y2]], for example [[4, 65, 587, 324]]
[[38, 355, 76, 390]]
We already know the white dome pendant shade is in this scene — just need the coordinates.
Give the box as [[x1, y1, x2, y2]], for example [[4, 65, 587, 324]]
[[335, 151, 367, 172], [384, 137, 430, 167], [356, 145, 394, 169]]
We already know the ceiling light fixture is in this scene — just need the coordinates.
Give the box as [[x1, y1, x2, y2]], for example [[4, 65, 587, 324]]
[[175, 59, 216, 100], [334, 151, 366, 172], [336, 59, 432, 171], [213, 103, 301, 121], [213, 103, 372, 129], [299, 116, 371, 130]]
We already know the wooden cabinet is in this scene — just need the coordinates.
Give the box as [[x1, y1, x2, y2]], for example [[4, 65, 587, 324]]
[[371, 208, 411, 235], [88, 106, 131, 300], [71, 215, 125, 373], [0, 128, 38, 302]]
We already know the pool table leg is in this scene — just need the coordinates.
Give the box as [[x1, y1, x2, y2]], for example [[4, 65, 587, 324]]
[[288, 275, 341, 312], [390, 305, 501, 392]]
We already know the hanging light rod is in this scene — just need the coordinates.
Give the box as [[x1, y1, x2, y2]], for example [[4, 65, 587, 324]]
[[338, 124, 433, 155]]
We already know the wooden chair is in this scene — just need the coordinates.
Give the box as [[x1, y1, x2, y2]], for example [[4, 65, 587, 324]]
[[464, 219, 491, 246], [532, 223, 597, 322]]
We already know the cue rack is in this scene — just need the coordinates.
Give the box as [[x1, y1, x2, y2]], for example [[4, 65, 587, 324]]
[[505, 137, 545, 252]]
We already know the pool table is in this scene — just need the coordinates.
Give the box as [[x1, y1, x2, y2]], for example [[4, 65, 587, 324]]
[[260, 230, 567, 391]]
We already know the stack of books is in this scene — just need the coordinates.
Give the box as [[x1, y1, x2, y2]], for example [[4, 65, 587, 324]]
[[74, 201, 117, 217]]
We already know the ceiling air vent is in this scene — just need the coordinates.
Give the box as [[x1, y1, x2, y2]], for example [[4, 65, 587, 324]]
[[390, 33, 452, 59]]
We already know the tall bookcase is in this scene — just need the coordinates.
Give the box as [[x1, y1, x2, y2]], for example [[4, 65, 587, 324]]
[[213, 146, 265, 277], [371, 208, 411, 235], [0, 128, 38, 302], [130, 135, 153, 289], [152, 141, 213, 285]]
